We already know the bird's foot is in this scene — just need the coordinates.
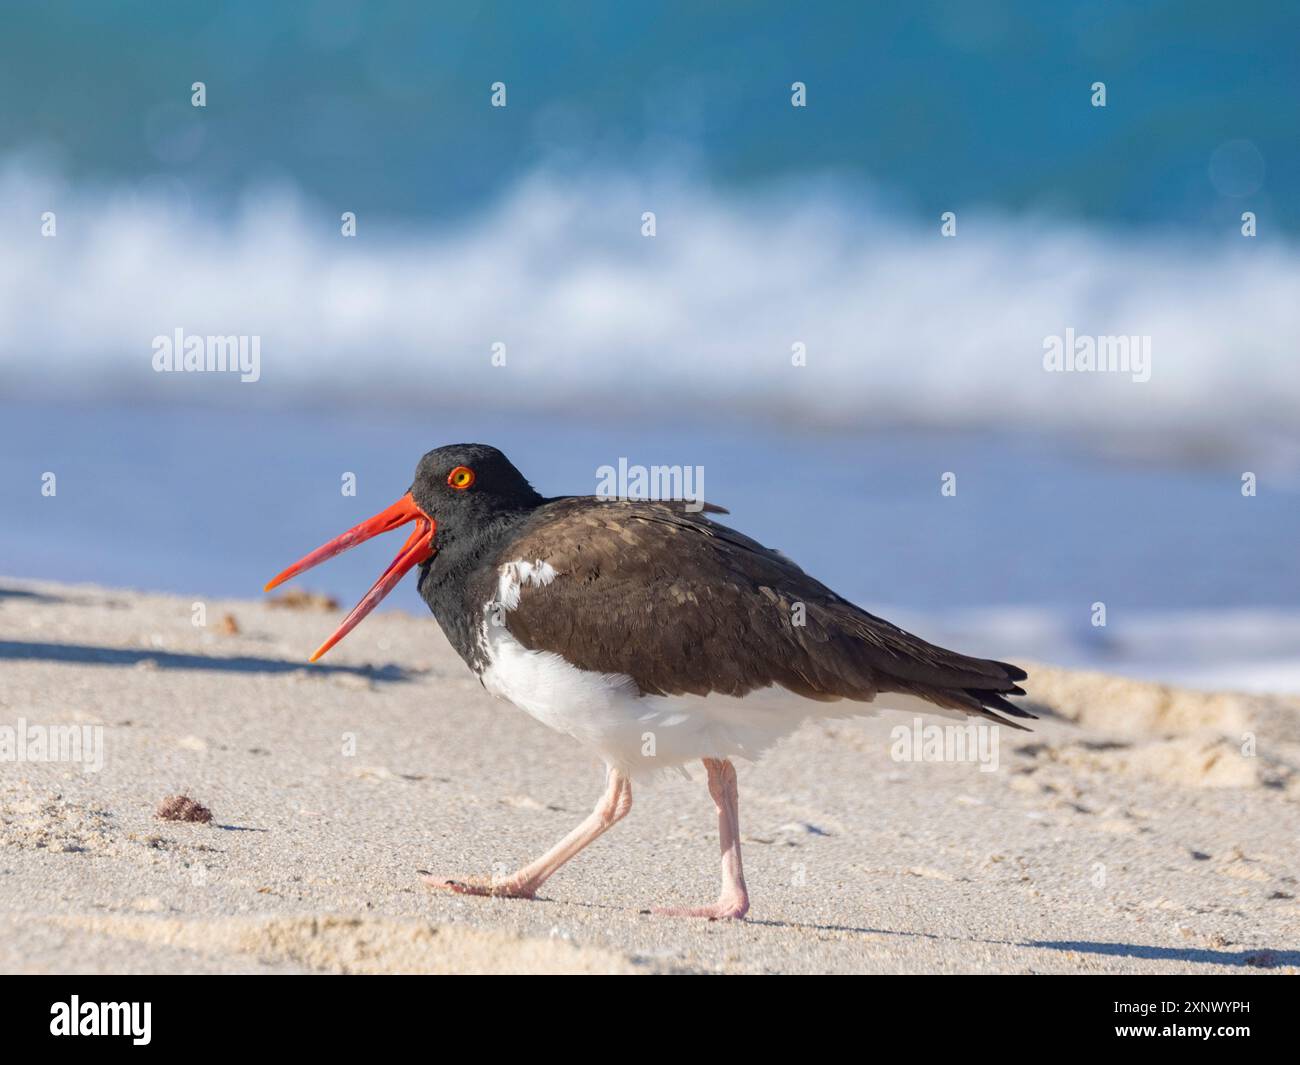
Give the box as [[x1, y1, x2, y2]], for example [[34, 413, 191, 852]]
[[421, 873, 536, 900], [651, 895, 749, 921]]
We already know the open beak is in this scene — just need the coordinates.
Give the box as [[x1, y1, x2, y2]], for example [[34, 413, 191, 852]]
[[264, 492, 436, 662]]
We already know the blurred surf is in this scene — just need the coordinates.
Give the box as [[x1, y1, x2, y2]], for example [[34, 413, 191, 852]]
[[2, 160, 1298, 458]]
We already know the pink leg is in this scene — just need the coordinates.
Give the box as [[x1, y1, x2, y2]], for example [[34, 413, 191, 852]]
[[424, 767, 631, 899], [654, 757, 750, 920]]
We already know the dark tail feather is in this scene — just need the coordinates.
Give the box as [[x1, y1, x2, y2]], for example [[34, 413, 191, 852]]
[[902, 672, 1036, 731], [992, 660, 1028, 683], [968, 689, 1036, 723], [934, 660, 1035, 730]]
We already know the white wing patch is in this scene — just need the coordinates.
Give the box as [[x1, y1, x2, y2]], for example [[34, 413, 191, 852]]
[[494, 558, 558, 610], [475, 557, 558, 659]]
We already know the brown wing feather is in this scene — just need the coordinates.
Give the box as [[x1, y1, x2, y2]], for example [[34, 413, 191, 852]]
[[499, 498, 1032, 729]]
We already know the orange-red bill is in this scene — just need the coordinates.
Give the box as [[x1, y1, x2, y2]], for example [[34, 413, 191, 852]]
[[263, 492, 435, 662]]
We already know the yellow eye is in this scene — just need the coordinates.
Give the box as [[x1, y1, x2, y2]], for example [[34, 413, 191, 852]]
[[447, 466, 475, 490]]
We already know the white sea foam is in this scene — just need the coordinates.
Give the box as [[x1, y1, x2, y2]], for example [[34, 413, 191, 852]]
[[2, 156, 1298, 448], [889, 605, 1300, 694]]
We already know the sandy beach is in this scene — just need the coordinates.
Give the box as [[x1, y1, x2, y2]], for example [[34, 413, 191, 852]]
[[1, 578, 1296, 975]]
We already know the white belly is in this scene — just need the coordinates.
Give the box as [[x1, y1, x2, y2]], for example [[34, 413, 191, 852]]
[[479, 624, 944, 779]]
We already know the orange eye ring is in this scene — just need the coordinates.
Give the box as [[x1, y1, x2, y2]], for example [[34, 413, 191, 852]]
[[447, 466, 475, 490]]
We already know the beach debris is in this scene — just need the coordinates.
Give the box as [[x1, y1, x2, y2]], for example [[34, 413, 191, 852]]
[[347, 765, 398, 781], [156, 794, 213, 824], [500, 794, 546, 810], [1243, 950, 1278, 968], [777, 820, 830, 836], [267, 588, 340, 612], [906, 866, 965, 882]]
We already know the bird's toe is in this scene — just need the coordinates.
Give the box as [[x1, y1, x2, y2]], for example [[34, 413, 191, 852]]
[[651, 898, 749, 921]]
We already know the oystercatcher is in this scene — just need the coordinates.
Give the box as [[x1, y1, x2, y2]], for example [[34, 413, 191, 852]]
[[266, 444, 1030, 919]]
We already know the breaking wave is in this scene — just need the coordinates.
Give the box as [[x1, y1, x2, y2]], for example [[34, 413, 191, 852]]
[[2, 155, 1297, 456]]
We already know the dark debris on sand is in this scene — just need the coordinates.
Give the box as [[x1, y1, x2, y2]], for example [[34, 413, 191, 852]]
[[155, 794, 213, 824]]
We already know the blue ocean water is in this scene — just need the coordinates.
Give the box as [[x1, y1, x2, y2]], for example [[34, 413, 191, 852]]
[[4, 2, 1298, 229], [4, 400, 1295, 607], [5, 401, 1298, 689]]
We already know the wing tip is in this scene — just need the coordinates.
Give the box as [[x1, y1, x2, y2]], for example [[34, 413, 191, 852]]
[[994, 659, 1028, 682], [976, 691, 1036, 718]]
